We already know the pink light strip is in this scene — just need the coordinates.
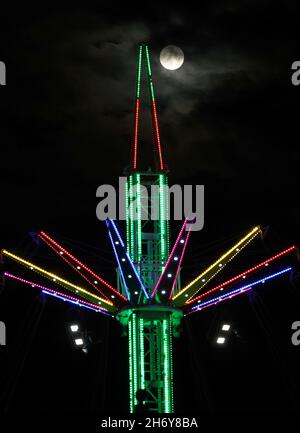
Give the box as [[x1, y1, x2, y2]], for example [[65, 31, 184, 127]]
[[4, 272, 111, 314], [170, 229, 191, 300], [151, 219, 189, 299]]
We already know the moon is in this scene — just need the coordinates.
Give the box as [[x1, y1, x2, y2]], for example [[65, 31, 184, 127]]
[[160, 45, 184, 70]]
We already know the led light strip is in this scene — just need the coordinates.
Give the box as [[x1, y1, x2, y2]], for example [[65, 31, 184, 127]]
[[136, 174, 142, 262], [107, 229, 130, 301], [39, 231, 124, 300], [152, 219, 189, 299], [173, 226, 261, 304], [128, 175, 135, 258], [159, 175, 166, 264], [187, 267, 292, 315], [133, 99, 140, 170], [163, 318, 172, 413], [145, 45, 164, 171], [132, 313, 138, 407], [187, 245, 297, 305], [139, 317, 145, 390], [4, 272, 112, 315], [128, 319, 134, 413], [109, 219, 149, 299], [133, 45, 142, 170], [152, 100, 164, 170], [1, 249, 114, 311], [39, 236, 111, 302]]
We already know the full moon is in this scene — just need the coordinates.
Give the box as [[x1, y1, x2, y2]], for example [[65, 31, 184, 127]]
[[160, 45, 184, 70]]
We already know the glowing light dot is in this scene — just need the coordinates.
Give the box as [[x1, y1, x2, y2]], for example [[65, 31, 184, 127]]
[[53, 278, 56, 282], [30, 267, 33, 270], [174, 256, 179, 261], [197, 300, 201, 303], [218, 263, 223, 267], [128, 275, 132, 279], [185, 294, 189, 297], [59, 251, 64, 255], [161, 290, 166, 295], [180, 239, 184, 244], [31, 284, 35, 287], [75, 338, 84, 346], [111, 295, 115, 298], [115, 241, 119, 245], [94, 280, 98, 284], [134, 291, 139, 295], [122, 258, 126, 262], [222, 324, 231, 331], [202, 278, 205, 282], [236, 248, 240, 252], [220, 288, 224, 291], [77, 266, 81, 270], [217, 337, 225, 344], [76, 290, 79, 293], [242, 275, 246, 279], [98, 301, 101, 304], [167, 273, 172, 278], [265, 263, 269, 266]]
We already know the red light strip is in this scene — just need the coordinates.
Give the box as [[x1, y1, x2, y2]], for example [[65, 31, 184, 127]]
[[39, 231, 128, 304], [133, 98, 140, 170], [152, 100, 164, 170], [40, 236, 111, 301], [186, 245, 297, 306]]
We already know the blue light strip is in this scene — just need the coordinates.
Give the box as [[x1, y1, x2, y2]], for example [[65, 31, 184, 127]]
[[108, 219, 150, 299], [107, 229, 131, 301], [42, 290, 113, 317], [188, 267, 292, 314]]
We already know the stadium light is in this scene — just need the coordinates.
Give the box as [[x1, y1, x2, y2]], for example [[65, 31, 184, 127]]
[[216, 336, 226, 344]]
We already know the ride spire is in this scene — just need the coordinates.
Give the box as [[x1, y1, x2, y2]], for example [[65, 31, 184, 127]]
[[132, 44, 165, 172]]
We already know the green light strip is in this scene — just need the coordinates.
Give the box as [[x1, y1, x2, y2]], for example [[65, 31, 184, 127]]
[[145, 45, 152, 76], [126, 179, 130, 255], [136, 173, 142, 262], [139, 317, 145, 390], [159, 174, 167, 263], [162, 318, 172, 413], [136, 45, 142, 98], [145, 46, 155, 101], [170, 322, 174, 412], [128, 175, 135, 260], [128, 319, 134, 413], [132, 313, 138, 407]]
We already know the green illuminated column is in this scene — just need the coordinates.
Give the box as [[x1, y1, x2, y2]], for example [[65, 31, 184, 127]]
[[126, 172, 169, 290], [118, 307, 181, 413]]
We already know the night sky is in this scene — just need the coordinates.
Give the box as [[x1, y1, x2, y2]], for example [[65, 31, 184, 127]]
[[0, 1, 300, 427]]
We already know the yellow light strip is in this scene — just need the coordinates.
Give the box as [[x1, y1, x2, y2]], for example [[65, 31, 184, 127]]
[[2, 249, 115, 311], [172, 226, 261, 304]]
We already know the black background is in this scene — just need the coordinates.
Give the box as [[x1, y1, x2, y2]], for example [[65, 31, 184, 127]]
[[0, 1, 300, 427]]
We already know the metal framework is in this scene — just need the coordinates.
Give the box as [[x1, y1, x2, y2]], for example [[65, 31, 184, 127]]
[[1, 44, 298, 414]]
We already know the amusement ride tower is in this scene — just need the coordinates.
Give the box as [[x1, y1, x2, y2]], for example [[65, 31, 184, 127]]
[[1, 44, 297, 414]]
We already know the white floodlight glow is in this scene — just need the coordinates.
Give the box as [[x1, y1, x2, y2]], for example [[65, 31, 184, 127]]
[[70, 324, 79, 333]]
